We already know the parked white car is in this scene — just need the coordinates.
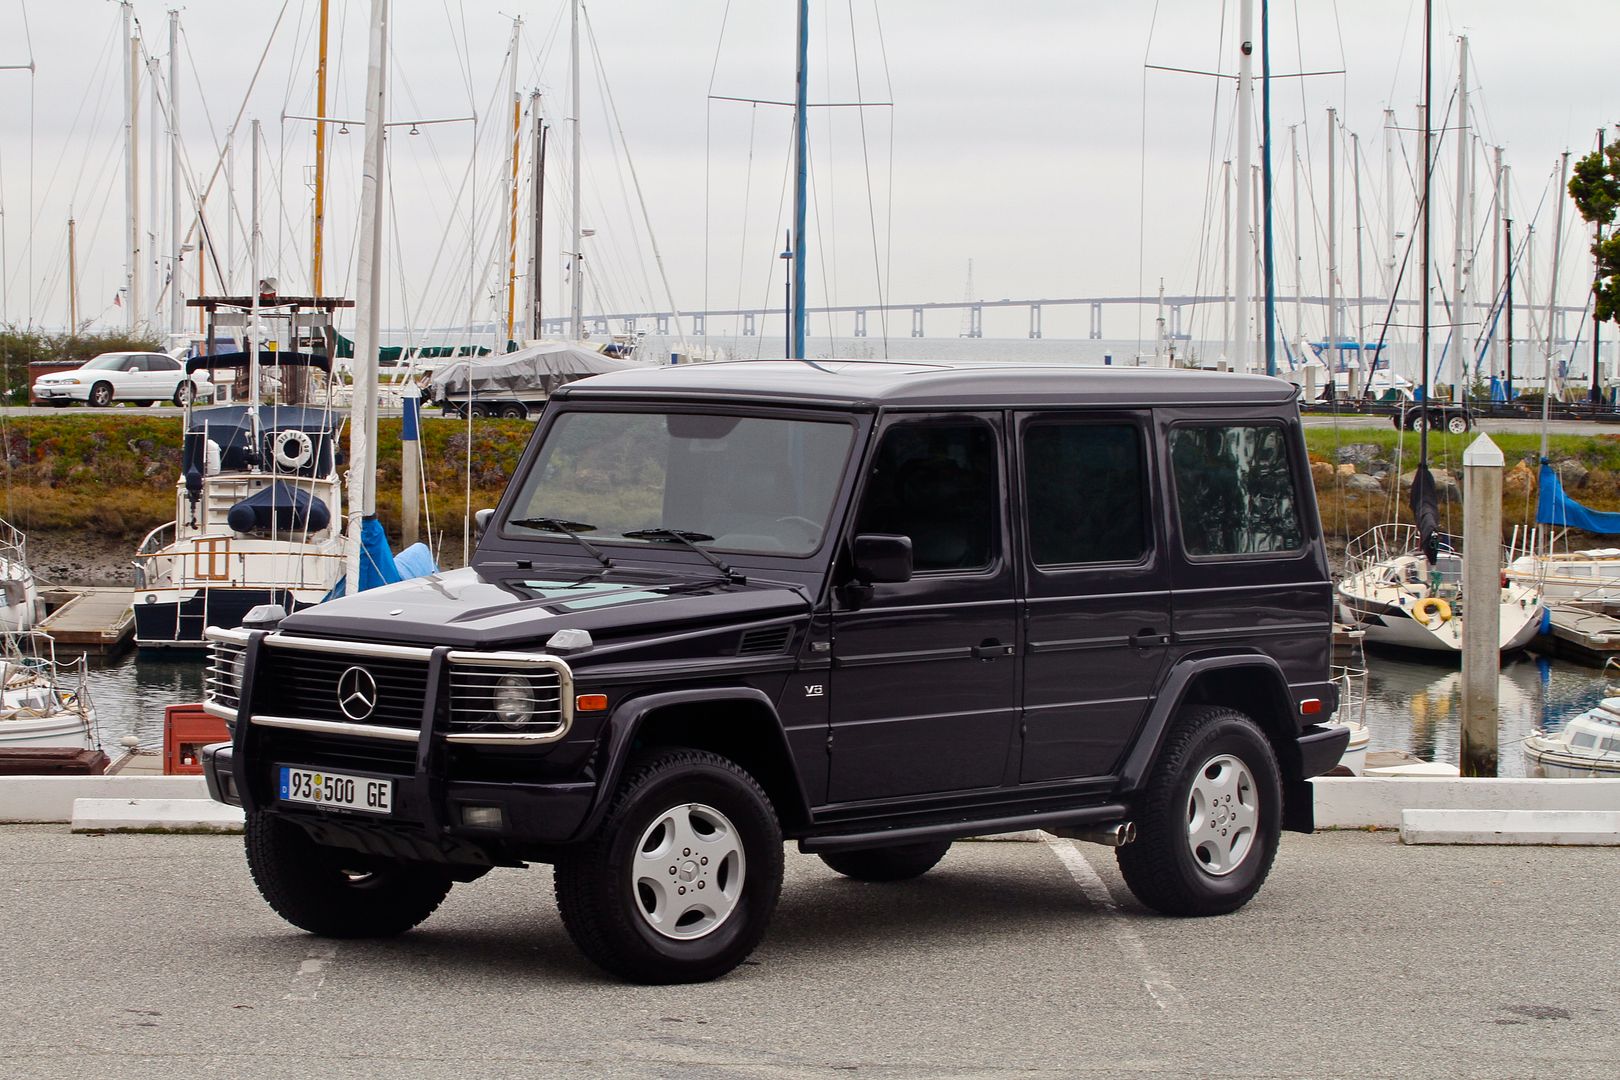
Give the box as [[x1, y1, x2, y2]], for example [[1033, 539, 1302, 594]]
[[32, 352, 213, 407]]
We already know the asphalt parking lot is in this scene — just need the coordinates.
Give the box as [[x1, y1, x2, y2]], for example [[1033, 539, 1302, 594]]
[[4, 826, 1617, 1079]]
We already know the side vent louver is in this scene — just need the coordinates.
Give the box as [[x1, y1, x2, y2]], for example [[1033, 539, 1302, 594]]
[[738, 626, 791, 656]]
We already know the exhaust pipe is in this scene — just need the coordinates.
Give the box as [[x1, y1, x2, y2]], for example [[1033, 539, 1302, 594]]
[[1054, 822, 1136, 848]]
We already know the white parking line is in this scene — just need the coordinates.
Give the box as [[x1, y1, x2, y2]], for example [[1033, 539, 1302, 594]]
[[1045, 837, 1186, 1017], [284, 945, 337, 1002]]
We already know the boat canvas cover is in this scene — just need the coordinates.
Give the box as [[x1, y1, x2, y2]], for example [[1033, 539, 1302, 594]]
[[427, 341, 637, 399], [225, 480, 331, 534], [1537, 461, 1620, 534], [182, 405, 339, 475]]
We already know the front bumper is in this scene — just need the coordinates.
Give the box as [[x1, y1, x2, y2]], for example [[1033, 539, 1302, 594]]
[[205, 630, 598, 866], [32, 384, 88, 402]]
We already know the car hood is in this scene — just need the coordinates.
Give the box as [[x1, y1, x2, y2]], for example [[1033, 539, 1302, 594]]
[[277, 564, 811, 651]]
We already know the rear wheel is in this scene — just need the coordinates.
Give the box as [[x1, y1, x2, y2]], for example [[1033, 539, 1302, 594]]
[[820, 841, 951, 882], [1446, 412, 1470, 434], [88, 382, 114, 407], [1117, 705, 1281, 917], [244, 810, 453, 937], [554, 749, 783, 984], [497, 402, 527, 419]]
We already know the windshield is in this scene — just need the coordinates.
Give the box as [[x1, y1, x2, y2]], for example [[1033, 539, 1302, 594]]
[[82, 354, 133, 371], [505, 410, 856, 556]]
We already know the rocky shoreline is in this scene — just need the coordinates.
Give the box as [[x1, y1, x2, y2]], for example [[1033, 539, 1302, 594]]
[[27, 532, 139, 588]]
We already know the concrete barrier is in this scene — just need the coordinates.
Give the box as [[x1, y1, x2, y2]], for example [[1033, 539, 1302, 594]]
[[70, 797, 244, 833], [0, 775, 210, 823], [1313, 776, 1620, 829], [1400, 808, 1620, 846]]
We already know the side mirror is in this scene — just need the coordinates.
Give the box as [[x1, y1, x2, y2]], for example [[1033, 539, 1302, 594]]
[[852, 533, 913, 584], [474, 508, 495, 542]]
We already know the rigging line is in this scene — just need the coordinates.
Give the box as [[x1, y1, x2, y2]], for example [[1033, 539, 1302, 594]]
[[443, 0, 476, 108], [807, 130, 835, 343], [872, 0, 895, 358], [705, 0, 732, 96], [584, 9, 687, 344], [847, 0, 887, 350], [822, 0, 837, 326], [756, 119, 798, 359], [731, 102, 760, 341], [1186, 0, 1230, 347], [1137, 0, 1164, 354]]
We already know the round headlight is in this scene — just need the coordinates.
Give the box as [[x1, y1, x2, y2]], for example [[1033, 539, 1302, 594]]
[[492, 674, 535, 727]]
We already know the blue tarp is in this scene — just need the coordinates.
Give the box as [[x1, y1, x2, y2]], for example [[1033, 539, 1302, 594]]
[[320, 518, 438, 600], [1489, 376, 1508, 403], [1537, 462, 1620, 534]]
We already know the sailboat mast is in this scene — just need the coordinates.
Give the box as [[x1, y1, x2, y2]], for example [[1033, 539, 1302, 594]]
[[249, 119, 261, 434], [346, 0, 389, 596], [1222, 159, 1231, 360], [1233, 0, 1254, 374], [1383, 108, 1398, 306], [1261, 0, 1276, 376], [1595, 129, 1606, 402], [1354, 130, 1367, 374], [1420, 0, 1431, 466], [528, 91, 545, 340], [312, 0, 330, 296], [124, 3, 141, 330], [1328, 108, 1338, 374], [169, 10, 183, 340], [1452, 35, 1470, 382], [569, 0, 582, 341], [1290, 125, 1302, 349], [504, 18, 522, 348], [67, 216, 77, 331], [1542, 151, 1570, 459], [1490, 145, 1503, 383], [790, 0, 809, 360]]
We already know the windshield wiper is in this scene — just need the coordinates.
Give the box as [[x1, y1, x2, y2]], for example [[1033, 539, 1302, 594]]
[[622, 528, 745, 584], [508, 517, 614, 569]]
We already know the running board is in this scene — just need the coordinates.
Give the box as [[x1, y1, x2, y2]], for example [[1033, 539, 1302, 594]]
[[797, 803, 1129, 854]]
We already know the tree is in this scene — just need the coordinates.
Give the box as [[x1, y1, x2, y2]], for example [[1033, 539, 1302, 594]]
[[1568, 140, 1620, 324]]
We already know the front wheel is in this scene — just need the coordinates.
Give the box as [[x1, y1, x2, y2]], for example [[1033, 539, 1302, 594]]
[[88, 382, 114, 407], [820, 841, 950, 882], [244, 810, 453, 937], [174, 382, 196, 406], [1116, 706, 1281, 917], [554, 749, 783, 984]]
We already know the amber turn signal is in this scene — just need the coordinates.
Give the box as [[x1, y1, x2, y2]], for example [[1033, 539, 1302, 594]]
[[576, 694, 609, 713]]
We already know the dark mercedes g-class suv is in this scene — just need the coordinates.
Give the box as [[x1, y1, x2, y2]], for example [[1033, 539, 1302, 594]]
[[203, 361, 1345, 984]]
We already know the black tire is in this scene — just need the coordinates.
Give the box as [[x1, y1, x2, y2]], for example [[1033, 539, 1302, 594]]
[[1446, 413, 1470, 435], [88, 382, 114, 407], [133, 400, 155, 408], [1116, 705, 1281, 917], [497, 403, 527, 420], [554, 749, 783, 984], [173, 382, 196, 406], [244, 810, 453, 938], [820, 841, 950, 882]]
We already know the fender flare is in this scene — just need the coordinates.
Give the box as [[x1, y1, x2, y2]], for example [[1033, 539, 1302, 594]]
[[1117, 653, 1298, 793], [571, 686, 810, 841]]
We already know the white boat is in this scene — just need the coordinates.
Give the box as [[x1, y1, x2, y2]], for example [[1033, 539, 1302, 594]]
[[1330, 633, 1371, 775], [0, 631, 96, 749], [1337, 523, 1544, 654], [1505, 548, 1620, 606], [0, 519, 43, 633], [1524, 698, 1620, 777], [132, 396, 347, 647]]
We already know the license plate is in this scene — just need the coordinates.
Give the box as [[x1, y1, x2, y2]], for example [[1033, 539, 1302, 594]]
[[278, 766, 393, 815]]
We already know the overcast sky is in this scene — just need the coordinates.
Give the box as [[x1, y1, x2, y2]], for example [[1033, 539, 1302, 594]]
[[0, 0, 1614, 343]]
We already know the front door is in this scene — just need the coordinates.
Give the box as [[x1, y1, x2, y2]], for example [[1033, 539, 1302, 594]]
[[1016, 412, 1171, 783], [828, 414, 1018, 803]]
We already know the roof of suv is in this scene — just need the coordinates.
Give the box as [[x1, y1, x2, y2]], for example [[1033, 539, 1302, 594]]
[[554, 359, 1299, 409]]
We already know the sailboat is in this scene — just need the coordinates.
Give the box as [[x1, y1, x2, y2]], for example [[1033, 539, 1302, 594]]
[[1335, 4, 1544, 657]]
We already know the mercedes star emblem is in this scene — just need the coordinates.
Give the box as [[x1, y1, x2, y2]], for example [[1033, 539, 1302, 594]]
[[336, 666, 379, 721]]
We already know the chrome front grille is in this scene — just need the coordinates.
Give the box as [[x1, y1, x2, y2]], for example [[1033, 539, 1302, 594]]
[[257, 649, 431, 729]]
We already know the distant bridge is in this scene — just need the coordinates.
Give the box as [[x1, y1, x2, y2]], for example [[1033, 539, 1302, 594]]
[[544, 293, 1593, 344]]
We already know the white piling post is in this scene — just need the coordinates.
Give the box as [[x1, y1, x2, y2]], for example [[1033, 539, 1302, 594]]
[[1462, 433, 1504, 777]]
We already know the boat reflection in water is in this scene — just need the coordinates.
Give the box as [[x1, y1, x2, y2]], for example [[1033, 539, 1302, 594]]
[[1362, 653, 1609, 778]]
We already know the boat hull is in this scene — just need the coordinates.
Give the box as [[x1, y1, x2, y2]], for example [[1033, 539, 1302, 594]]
[[134, 586, 317, 648], [0, 711, 95, 749]]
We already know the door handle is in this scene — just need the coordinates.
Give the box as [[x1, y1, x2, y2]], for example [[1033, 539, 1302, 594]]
[[1130, 628, 1170, 648], [973, 640, 1015, 660]]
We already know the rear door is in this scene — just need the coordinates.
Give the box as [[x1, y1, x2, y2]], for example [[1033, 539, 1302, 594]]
[[1016, 411, 1172, 783], [827, 413, 1018, 803]]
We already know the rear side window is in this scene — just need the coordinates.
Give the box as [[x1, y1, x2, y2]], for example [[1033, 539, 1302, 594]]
[[1170, 424, 1303, 556], [1023, 423, 1147, 566]]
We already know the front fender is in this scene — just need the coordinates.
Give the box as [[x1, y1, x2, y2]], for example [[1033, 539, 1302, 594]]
[[570, 686, 808, 841]]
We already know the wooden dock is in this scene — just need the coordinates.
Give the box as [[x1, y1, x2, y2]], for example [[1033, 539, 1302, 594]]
[[38, 586, 135, 656], [1533, 605, 1620, 667]]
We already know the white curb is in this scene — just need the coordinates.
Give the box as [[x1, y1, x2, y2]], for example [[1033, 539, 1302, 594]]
[[1400, 808, 1620, 846], [1, 775, 211, 823], [70, 798, 245, 833], [1312, 776, 1620, 829]]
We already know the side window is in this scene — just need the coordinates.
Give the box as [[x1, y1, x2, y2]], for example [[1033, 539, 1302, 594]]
[[1023, 423, 1147, 566], [152, 356, 179, 371], [855, 421, 998, 573], [1170, 424, 1303, 557], [123, 356, 144, 371]]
